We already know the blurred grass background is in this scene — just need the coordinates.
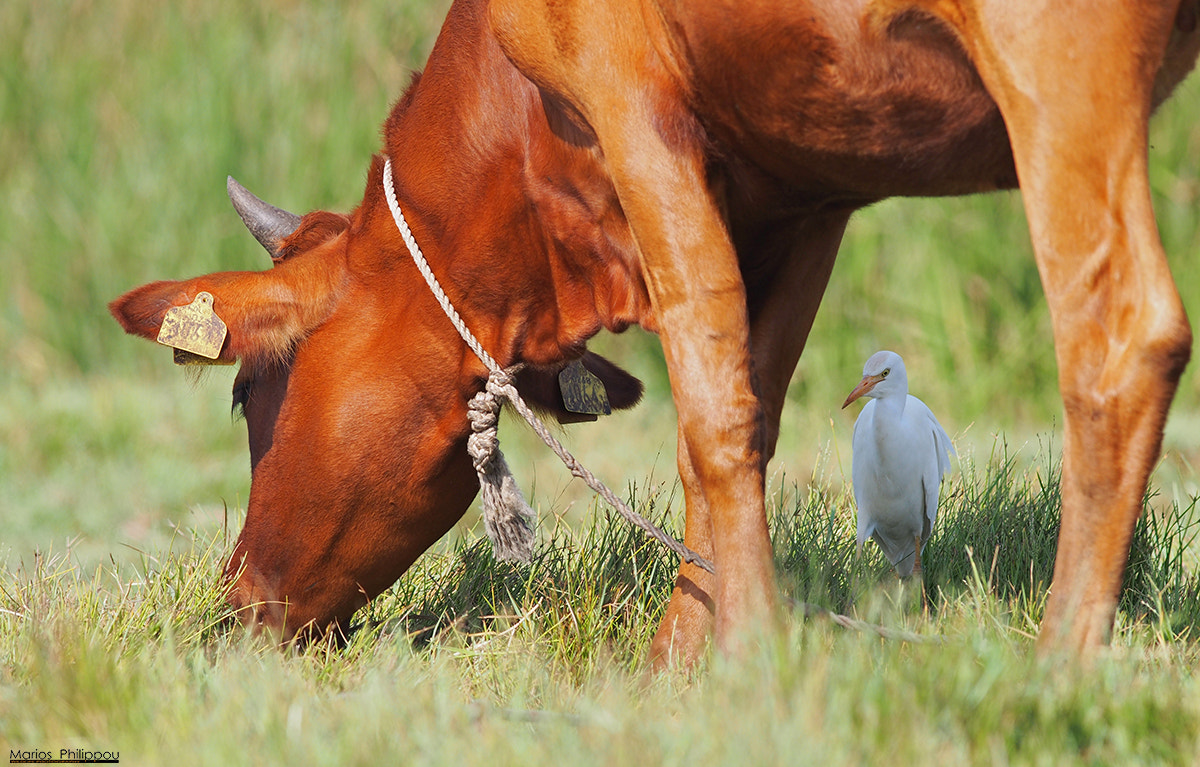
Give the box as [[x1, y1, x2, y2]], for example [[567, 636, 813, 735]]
[[1, 0, 1198, 569]]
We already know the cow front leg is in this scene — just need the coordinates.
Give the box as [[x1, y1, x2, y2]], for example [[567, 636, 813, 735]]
[[647, 212, 850, 668], [920, 0, 1194, 652], [488, 0, 775, 658], [626, 173, 778, 659]]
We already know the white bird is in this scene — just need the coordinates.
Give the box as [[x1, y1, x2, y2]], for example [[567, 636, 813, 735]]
[[842, 350, 955, 577]]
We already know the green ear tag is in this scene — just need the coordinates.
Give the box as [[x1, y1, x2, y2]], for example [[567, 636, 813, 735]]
[[558, 359, 611, 416], [156, 291, 230, 363]]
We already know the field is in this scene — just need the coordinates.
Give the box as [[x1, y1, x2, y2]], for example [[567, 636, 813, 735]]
[[3, 1, 1200, 763]]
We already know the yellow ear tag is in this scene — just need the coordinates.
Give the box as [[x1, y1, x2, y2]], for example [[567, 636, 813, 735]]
[[558, 359, 611, 416], [155, 291, 230, 364]]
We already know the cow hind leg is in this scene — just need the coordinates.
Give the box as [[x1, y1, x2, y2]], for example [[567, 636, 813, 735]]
[[915, 0, 1193, 652]]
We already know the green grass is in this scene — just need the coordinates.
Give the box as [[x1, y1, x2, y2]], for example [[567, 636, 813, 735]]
[[4, 447, 1200, 764], [0, 371, 250, 571]]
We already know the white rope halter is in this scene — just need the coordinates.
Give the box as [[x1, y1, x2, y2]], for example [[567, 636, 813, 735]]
[[382, 157, 714, 574]]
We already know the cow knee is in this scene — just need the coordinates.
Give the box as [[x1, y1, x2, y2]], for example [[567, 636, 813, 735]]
[[1147, 304, 1192, 389]]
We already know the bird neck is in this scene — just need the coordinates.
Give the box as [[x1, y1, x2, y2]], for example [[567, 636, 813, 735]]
[[871, 392, 908, 425]]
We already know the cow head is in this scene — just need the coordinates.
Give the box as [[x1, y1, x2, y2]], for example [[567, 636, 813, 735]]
[[110, 176, 643, 644]]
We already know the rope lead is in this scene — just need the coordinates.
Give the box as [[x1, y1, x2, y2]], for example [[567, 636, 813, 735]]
[[382, 157, 714, 573]]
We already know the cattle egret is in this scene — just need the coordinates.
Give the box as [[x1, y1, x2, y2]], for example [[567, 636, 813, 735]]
[[842, 351, 955, 576]]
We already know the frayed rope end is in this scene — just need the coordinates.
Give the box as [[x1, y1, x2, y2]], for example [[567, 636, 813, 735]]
[[468, 372, 536, 563], [479, 451, 536, 562]]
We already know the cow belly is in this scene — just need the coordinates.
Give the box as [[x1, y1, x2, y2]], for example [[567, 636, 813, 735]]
[[652, 0, 1017, 197]]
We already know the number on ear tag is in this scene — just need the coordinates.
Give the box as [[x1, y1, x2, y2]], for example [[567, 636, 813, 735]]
[[558, 359, 611, 416], [156, 291, 229, 362]]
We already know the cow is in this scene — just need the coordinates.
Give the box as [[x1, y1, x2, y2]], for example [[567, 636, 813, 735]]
[[111, 0, 1199, 667]]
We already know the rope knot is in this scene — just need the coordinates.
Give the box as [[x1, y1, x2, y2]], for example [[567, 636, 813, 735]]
[[466, 369, 535, 563]]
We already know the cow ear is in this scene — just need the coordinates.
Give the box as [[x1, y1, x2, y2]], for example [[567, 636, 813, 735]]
[[110, 241, 347, 368], [109, 273, 277, 365], [514, 351, 644, 425], [575, 352, 644, 410]]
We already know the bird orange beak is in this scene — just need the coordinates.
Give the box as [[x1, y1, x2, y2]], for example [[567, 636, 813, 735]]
[[841, 374, 883, 409]]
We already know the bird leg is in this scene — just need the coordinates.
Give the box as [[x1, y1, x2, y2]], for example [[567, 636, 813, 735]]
[[913, 533, 929, 615]]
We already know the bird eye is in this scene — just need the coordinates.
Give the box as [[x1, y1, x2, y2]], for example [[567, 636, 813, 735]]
[[881, 369, 890, 378]]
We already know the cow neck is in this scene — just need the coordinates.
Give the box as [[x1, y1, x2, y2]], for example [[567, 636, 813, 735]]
[[381, 154, 714, 574], [377, 0, 650, 368], [382, 156, 505, 378]]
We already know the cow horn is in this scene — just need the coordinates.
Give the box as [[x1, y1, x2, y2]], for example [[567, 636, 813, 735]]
[[226, 176, 303, 257]]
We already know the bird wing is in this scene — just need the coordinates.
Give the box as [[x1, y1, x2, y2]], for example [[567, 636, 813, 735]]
[[909, 395, 956, 533], [908, 396, 956, 478], [920, 453, 940, 541]]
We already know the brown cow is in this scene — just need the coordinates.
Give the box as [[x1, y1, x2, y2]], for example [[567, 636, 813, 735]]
[[111, 0, 1199, 666]]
